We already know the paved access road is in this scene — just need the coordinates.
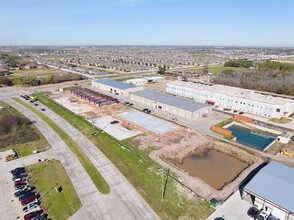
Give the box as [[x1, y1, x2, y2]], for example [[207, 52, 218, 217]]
[[2, 97, 157, 220]]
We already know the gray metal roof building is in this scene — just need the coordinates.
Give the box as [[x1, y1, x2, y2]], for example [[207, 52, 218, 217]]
[[131, 90, 210, 112], [92, 79, 137, 90], [244, 162, 294, 219]]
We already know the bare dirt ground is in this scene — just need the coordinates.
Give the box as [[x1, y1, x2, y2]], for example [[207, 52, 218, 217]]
[[133, 129, 263, 201]]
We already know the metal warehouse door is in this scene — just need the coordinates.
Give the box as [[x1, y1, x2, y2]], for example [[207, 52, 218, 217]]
[[272, 208, 286, 220]]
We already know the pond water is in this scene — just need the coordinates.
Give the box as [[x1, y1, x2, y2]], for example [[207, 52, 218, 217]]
[[227, 125, 276, 151], [174, 150, 248, 190]]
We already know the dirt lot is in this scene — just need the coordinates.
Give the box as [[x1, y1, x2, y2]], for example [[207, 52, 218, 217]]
[[133, 129, 263, 201]]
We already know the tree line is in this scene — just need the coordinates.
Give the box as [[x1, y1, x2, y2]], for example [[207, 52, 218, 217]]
[[224, 59, 254, 68], [0, 73, 85, 87], [214, 61, 294, 96]]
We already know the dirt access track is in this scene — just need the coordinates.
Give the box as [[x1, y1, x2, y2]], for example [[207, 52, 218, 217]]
[[132, 130, 264, 201]]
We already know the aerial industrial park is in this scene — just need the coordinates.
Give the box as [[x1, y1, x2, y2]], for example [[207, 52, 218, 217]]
[[1, 0, 294, 220], [0, 45, 293, 220]]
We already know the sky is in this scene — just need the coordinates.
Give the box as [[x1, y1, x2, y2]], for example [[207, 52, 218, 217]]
[[0, 0, 294, 47]]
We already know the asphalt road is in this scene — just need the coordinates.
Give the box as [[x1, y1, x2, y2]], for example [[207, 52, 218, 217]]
[[1, 96, 157, 220]]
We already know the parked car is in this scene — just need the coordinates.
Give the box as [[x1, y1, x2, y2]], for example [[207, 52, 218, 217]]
[[40, 108, 46, 111], [256, 210, 269, 220], [14, 183, 28, 190], [21, 195, 37, 206], [233, 110, 238, 113], [267, 215, 278, 220], [14, 187, 34, 197], [124, 101, 130, 105], [247, 206, 260, 218], [24, 210, 43, 220], [34, 103, 39, 106], [12, 173, 28, 181], [23, 201, 39, 212], [11, 167, 25, 175], [239, 111, 244, 115], [110, 120, 119, 125], [143, 108, 149, 112], [33, 214, 47, 220], [14, 178, 27, 185], [19, 191, 35, 201]]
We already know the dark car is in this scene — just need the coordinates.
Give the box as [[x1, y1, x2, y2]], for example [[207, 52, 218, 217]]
[[124, 101, 130, 105], [14, 187, 34, 197], [14, 182, 27, 190], [110, 120, 119, 125], [143, 108, 149, 112], [12, 173, 28, 181], [24, 210, 43, 220], [34, 103, 39, 106], [41, 108, 46, 111], [233, 110, 238, 113], [33, 214, 47, 220], [11, 167, 25, 175], [21, 195, 37, 206], [19, 191, 35, 201], [239, 111, 244, 115], [247, 206, 261, 218]]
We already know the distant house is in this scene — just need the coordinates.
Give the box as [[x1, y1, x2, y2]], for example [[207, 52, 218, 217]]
[[24, 62, 38, 70], [9, 66, 20, 70], [0, 66, 9, 75]]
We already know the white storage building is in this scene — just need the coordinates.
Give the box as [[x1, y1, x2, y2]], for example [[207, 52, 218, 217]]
[[127, 76, 165, 86], [243, 162, 294, 220], [92, 79, 143, 97], [130, 90, 212, 120], [166, 81, 294, 118]]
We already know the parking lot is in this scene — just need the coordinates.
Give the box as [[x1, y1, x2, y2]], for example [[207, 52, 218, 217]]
[[0, 149, 56, 220]]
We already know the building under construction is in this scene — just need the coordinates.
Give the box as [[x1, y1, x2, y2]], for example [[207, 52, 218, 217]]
[[71, 88, 118, 107]]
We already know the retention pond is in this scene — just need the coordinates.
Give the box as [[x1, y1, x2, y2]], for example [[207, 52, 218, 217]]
[[227, 125, 276, 151], [173, 150, 248, 190]]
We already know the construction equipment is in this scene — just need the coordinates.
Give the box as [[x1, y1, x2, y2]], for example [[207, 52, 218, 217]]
[[281, 150, 293, 157]]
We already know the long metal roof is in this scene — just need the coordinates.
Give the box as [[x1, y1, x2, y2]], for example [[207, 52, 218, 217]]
[[244, 162, 294, 212], [131, 90, 210, 112], [92, 79, 137, 90]]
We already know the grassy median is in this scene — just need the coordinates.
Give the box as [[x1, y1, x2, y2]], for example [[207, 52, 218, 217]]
[[13, 97, 110, 194], [27, 160, 80, 220], [33, 92, 214, 220]]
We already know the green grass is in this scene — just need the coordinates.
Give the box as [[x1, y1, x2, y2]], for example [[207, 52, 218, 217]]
[[27, 160, 80, 220], [33, 92, 214, 220], [63, 85, 81, 91], [215, 118, 234, 127], [192, 53, 207, 58], [0, 101, 49, 157], [9, 68, 66, 78], [208, 66, 247, 75], [13, 97, 110, 194], [269, 117, 293, 124]]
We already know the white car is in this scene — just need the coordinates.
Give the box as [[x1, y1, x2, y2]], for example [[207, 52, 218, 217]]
[[256, 210, 269, 220], [22, 201, 39, 212]]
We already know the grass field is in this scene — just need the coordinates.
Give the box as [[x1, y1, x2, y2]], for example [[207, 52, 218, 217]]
[[27, 160, 80, 220], [208, 66, 247, 75], [33, 92, 214, 220], [10, 68, 67, 78], [192, 53, 207, 58], [269, 117, 293, 124], [13, 98, 110, 194], [0, 101, 49, 157]]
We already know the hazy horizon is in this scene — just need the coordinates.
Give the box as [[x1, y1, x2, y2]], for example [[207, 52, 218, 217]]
[[1, 0, 294, 47]]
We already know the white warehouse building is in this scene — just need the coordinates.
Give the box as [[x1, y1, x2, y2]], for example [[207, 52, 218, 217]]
[[127, 76, 165, 86], [130, 90, 211, 120], [166, 81, 294, 119], [92, 79, 143, 96], [243, 162, 294, 220]]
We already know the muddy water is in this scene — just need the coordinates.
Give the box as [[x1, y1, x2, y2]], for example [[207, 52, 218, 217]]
[[174, 150, 248, 190]]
